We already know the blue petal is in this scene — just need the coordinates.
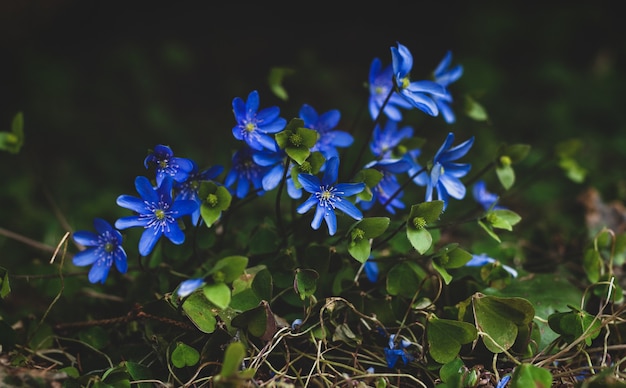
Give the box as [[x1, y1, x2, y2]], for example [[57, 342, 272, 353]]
[[72, 231, 99, 247], [311, 204, 326, 231], [434, 51, 452, 78], [114, 248, 128, 273], [116, 195, 147, 214], [434, 132, 456, 160], [298, 174, 322, 193], [93, 218, 113, 235], [172, 199, 199, 217], [327, 131, 353, 147], [115, 215, 148, 230], [438, 136, 474, 163], [245, 90, 260, 117], [322, 157, 339, 185], [407, 80, 448, 97], [317, 110, 341, 131], [465, 254, 495, 267], [364, 259, 379, 283], [256, 106, 281, 125], [139, 228, 163, 256], [299, 104, 318, 126], [135, 176, 159, 203], [334, 199, 363, 221], [323, 206, 337, 235], [257, 117, 286, 134], [262, 164, 284, 191], [399, 90, 439, 116], [232, 97, 247, 122], [164, 222, 186, 245], [335, 182, 366, 197], [296, 195, 319, 214], [88, 259, 111, 284], [439, 174, 466, 199], [177, 278, 205, 297], [72, 248, 99, 266]]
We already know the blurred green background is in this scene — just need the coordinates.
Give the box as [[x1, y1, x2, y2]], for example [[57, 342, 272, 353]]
[[0, 1, 625, 289]]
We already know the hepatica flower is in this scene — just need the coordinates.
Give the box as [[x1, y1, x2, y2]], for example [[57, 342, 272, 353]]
[[115, 176, 198, 256], [299, 104, 353, 161], [384, 334, 414, 368], [391, 42, 450, 117], [368, 57, 412, 121], [176, 278, 205, 298], [297, 157, 366, 235], [432, 50, 463, 124], [360, 158, 411, 215], [174, 161, 224, 226], [369, 119, 415, 160], [144, 144, 195, 186], [225, 146, 269, 199], [415, 132, 474, 209], [232, 90, 287, 151], [72, 218, 127, 284]]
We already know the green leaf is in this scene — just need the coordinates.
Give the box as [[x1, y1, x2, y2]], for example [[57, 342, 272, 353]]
[[409, 201, 445, 224], [219, 341, 247, 378], [275, 119, 317, 165], [294, 268, 318, 300], [348, 217, 390, 263], [548, 306, 602, 346], [464, 94, 488, 121], [181, 292, 218, 333], [472, 294, 535, 353], [203, 282, 232, 309], [583, 248, 602, 283], [478, 219, 501, 243], [28, 322, 53, 350], [407, 227, 433, 255], [231, 301, 278, 341], [509, 363, 552, 388], [200, 182, 232, 227], [496, 164, 515, 190], [268, 67, 295, 100], [210, 255, 249, 283], [171, 342, 200, 368], [497, 143, 531, 164], [354, 217, 390, 238], [487, 209, 522, 231], [348, 238, 371, 264], [123, 361, 152, 388], [439, 357, 465, 383], [386, 261, 427, 298], [427, 314, 478, 364]]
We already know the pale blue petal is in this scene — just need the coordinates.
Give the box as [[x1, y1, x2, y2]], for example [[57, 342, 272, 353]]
[[115, 216, 148, 230], [440, 174, 466, 199], [72, 231, 99, 247], [334, 199, 363, 221], [164, 222, 185, 245], [116, 195, 147, 214], [88, 260, 111, 284], [135, 176, 158, 202], [335, 182, 366, 197], [72, 249, 99, 266], [298, 174, 321, 193], [296, 195, 318, 214], [311, 205, 326, 230], [322, 157, 339, 185], [139, 228, 162, 256], [245, 90, 260, 117], [323, 207, 337, 235]]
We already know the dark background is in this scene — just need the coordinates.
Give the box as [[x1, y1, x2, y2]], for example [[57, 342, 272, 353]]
[[0, 1, 625, 259]]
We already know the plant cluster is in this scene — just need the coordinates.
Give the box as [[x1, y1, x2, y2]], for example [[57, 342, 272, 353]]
[[1, 41, 626, 388]]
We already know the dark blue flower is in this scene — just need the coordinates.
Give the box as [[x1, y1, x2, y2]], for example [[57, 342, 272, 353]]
[[224, 146, 269, 199], [115, 176, 198, 256], [174, 161, 224, 226], [144, 144, 196, 186], [72, 218, 127, 284], [414, 132, 474, 209], [472, 180, 506, 211], [232, 90, 287, 151], [391, 42, 450, 117], [359, 158, 411, 214], [297, 157, 366, 235], [466, 253, 518, 278], [432, 50, 464, 124], [176, 278, 205, 297], [299, 104, 353, 161], [384, 334, 414, 368], [368, 58, 412, 121], [369, 120, 415, 160]]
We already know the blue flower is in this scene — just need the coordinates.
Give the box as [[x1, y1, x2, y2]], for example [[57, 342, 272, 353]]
[[360, 158, 411, 214], [176, 278, 205, 297], [432, 50, 463, 124], [115, 176, 198, 256], [391, 42, 450, 117], [174, 161, 224, 226], [414, 132, 474, 209], [368, 58, 412, 121], [232, 90, 287, 151], [384, 334, 414, 368], [224, 146, 269, 199], [466, 253, 518, 278], [144, 144, 196, 186], [297, 157, 366, 235], [72, 218, 127, 284], [369, 120, 414, 160], [473, 180, 506, 211], [300, 104, 353, 161]]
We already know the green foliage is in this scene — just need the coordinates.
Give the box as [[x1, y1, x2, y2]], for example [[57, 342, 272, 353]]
[[427, 314, 478, 364]]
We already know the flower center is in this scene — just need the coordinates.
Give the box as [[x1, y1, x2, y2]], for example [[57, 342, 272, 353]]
[[207, 193, 219, 207], [155, 209, 166, 220], [400, 77, 410, 89], [104, 242, 115, 253], [245, 122, 256, 132], [289, 133, 303, 147]]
